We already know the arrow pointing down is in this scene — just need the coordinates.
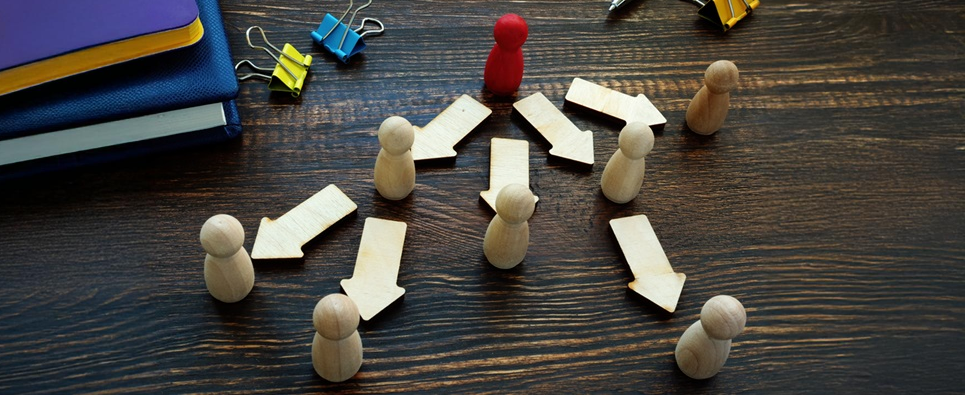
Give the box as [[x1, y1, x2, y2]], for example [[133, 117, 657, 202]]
[[341, 217, 407, 321], [480, 138, 538, 211], [610, 214, 686, 313]]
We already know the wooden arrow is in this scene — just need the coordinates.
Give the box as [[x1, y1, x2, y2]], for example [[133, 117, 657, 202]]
[[514, 92, 594, 165], [411, 94, 493, 161], [610, 214, 686, 313], [251, 184, 357, 259], [480, 138, 538, 211], [341, 217, 407, 321], [565, 78, 667, 130]]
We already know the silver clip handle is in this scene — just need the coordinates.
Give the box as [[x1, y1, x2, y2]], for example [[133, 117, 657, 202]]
[[354, 18, 385, 39]]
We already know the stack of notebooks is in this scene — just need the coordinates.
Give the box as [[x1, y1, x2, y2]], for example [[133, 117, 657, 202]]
[[0, 0, 241, 179]]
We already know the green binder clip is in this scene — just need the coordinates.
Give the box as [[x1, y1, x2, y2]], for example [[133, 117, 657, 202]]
[[680, 0, 759, 31], [235, 26, 313, 97]]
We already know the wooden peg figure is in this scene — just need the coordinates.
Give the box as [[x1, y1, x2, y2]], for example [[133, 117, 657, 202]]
[[483, 183, 535, 269], [685, 60, 739, 135], [200, 214, 254, 303], [675, 295, 747, 379], [312, 294, 363, 382], [374, 116, 416, 200], [484, 14, 528, 96], [600, 122, 654, 204]]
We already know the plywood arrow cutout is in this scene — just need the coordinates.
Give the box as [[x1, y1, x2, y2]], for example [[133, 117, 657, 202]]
[[341, 217, 407, 321], [514, 92, 594, 165], [251, 184, 357, 259], [565, 78, 667, 130], [480, 138, 538, 211], [610, 214, 686, 313], [411, 94, 493, 161]]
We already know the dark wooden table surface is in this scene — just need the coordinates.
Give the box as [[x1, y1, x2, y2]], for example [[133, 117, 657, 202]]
[[2, 0, 963, 393]]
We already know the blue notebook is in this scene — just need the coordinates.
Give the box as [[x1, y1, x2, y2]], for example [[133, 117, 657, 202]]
[[0, 0, 240, 179]]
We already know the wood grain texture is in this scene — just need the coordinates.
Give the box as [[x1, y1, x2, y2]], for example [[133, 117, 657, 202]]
[[1, 0, 963, 393]]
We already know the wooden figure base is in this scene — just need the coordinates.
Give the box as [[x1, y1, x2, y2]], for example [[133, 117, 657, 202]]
[[675, 321, 731, 379], [685, 85, 730, 135], [312, 331, 363, 382], [204, 251, 254, 303]]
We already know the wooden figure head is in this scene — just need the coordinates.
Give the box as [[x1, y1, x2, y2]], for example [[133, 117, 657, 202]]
[[378, 116, 415, 155], [313, 293, 360, 340], [704, 60, 739, 95], [200, 214, 245, 258], [700, 295, 746, 340], [619, 122, 655, 160], [496, 183, 536, 224]]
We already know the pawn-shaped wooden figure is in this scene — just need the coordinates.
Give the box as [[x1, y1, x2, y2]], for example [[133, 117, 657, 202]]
[[686, 60, 739, 135], [675, 295, 747, 379], [312, 294, 363, 382], [483, 183, 535, 269], [374, 116, 415, 200], [600, 122, 655, 204], [201, 214, 254, 303], [483, 14, 528, 96]]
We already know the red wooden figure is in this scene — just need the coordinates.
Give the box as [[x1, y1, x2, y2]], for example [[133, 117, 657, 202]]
[[484, 14, 528, 96]]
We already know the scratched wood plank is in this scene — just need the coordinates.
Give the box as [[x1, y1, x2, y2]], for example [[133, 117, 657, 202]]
[[0, 0, 963, 393]]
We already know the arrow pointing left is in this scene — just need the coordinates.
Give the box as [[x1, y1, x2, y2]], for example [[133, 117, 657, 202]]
[[411, 95, 492, 161], [251, 184, 357, 259], [341, 217, 407, 321]]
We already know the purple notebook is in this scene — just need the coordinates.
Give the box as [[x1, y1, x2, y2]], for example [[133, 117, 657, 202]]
[[0, 0, 199, 70]]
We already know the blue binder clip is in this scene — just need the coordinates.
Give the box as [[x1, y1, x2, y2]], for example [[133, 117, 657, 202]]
[[310, 0, 385, 63]]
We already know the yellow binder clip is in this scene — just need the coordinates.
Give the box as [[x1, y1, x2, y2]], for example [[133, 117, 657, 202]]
[[681, 0, 759, 31], [235, 26, 313, 97]]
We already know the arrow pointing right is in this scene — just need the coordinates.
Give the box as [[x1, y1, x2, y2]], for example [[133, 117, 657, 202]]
[[514, 92, 594, 166], [565, 78, 667, 130], [341, 217, 407, 321], [610, 214, 686, 313]]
